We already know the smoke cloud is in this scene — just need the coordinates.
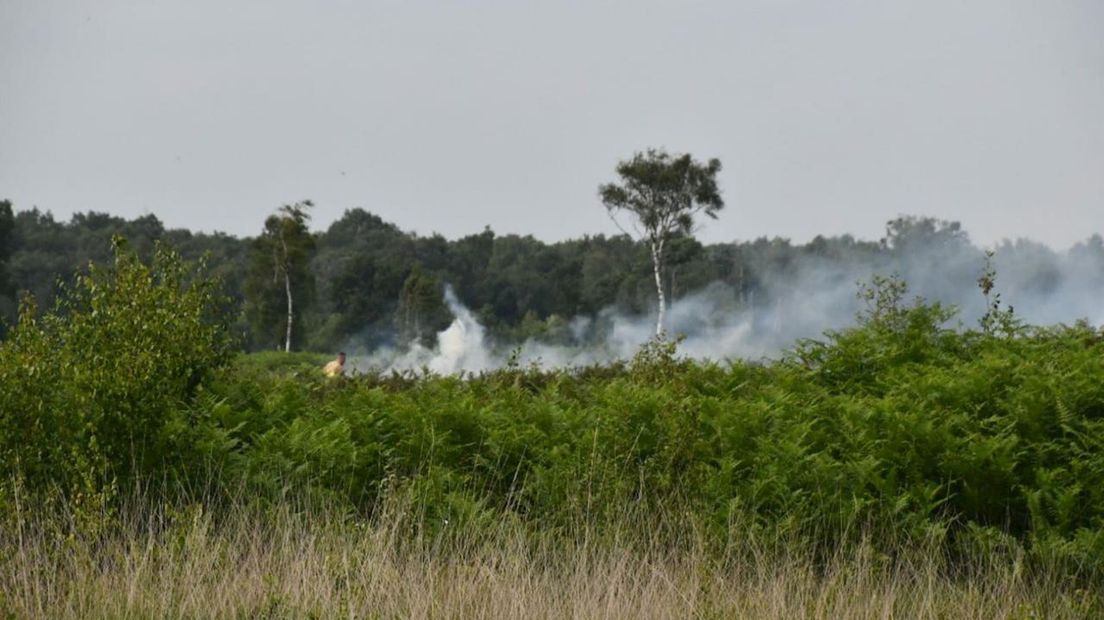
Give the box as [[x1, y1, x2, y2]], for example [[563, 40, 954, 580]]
[[350, 233, 1104, 374]]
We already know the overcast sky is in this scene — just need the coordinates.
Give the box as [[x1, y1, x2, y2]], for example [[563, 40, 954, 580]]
[[1, 1, 1101, 248]]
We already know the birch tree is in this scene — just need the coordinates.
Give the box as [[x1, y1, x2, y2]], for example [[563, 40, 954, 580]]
[[599, 149, 723, 337], [245, 201, 315, 352]]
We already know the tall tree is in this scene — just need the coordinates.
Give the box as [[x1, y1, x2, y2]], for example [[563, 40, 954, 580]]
[[245, 201, 316, 352], [0, 201, 15, 330], [599, 149, 724, 336], [395, 263, 450, 346]]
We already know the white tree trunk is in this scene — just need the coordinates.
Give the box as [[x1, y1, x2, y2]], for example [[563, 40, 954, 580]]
[[650, 240, 666, 338], [284, 268, 293, 353], [281, 234, 293, 353]]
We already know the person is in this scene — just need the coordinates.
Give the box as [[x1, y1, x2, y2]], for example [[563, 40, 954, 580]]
[[323, 351, 346, 377]]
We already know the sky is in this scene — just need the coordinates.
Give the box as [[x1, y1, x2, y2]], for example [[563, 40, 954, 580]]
[[1, 0, 1102, 248]]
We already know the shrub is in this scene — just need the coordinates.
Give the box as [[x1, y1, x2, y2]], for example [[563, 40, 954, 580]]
[[0, 237, 231, 504]]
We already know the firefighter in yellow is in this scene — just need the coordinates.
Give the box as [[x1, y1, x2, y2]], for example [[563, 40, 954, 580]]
[[323, 351, 346, 377]]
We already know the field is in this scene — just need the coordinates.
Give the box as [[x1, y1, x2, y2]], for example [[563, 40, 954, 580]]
[[5, 497, 1099, 618], [1, 245, 1103, 618]]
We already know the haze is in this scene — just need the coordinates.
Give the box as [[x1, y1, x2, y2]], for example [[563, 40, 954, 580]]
[[1, 0, 1101, 248]]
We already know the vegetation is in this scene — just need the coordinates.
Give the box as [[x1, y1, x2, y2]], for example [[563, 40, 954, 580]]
[[245, 201, 316, 352], [1, 240, 1102, 616], [4, 498, 1099, 618], [4, 199, 1102, 352], [0, 238, 230, 511], [599, 149, 725, 336]]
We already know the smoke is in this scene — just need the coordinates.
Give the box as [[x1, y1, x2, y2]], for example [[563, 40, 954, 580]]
[[353, 287, 490, 373], [349, 232, 1104, 375]]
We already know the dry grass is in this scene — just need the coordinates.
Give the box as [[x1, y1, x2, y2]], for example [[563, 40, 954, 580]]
[[1, 499, 1099, 619]]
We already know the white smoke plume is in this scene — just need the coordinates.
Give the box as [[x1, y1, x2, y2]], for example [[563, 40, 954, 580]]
[[350, 234, 1104, 375], [353, 287, 491, 374]]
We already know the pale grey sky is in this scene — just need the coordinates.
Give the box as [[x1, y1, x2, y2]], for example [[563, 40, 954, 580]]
[[1, 0, 1101, 248]]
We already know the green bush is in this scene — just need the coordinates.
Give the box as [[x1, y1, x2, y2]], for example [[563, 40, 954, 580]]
[[0, 238, 231, 504], [2, 248, 1103, 579], [183, 291, 1104, 575]]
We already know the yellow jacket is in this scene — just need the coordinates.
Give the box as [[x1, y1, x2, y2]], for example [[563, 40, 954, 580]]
[[323, 360, 344, 377]]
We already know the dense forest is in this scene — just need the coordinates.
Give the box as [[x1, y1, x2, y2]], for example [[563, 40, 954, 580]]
[[2, 198, 1102, 357]]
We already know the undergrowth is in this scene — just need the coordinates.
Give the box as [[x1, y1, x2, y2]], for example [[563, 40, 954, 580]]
[[1, 240, 1103, 617]]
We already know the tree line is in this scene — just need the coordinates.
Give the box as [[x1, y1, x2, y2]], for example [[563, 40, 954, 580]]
[[1, 196, 1101, 352]]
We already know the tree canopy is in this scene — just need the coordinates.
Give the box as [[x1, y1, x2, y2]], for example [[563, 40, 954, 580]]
[[244, 202, 316, 352], [600, 149, 724, 336], [1, 200, 1101, 355]]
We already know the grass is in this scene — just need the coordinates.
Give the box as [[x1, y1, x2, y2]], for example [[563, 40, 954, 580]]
[[2, 492, 1100, 619]]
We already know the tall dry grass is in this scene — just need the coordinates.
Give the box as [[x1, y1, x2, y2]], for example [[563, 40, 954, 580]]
[[1, 491, 1099, 619]]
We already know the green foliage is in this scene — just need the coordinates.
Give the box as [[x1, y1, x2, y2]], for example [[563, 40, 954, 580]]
[[1, 221, 1103, 583], [791, 274, 959, 393], [244, 201, 316, 351], [8, 202, 1101, 358], [599, 149, 725, 335], [599, 149, 724, 239], [395, 264, 451, 346], [169, 296, 1104, 578], [977, 250, 1023, 337], [0, 237, 231, 503], [0, 200, 14, 337]]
